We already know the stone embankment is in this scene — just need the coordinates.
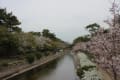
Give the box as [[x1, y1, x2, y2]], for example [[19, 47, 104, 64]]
[[0, 52, 65, 80]]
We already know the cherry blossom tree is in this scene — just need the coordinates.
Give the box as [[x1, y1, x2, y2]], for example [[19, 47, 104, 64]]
[[73, 1, 120, 80]]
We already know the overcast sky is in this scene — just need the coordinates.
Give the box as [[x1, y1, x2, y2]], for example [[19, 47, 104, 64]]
[[0, 0, 111, 43]]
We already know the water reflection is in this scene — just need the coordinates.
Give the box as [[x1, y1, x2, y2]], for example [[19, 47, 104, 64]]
[[8, 54, 79, 80]]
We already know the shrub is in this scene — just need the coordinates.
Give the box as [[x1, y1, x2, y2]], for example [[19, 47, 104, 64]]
[[44, 52, 49, 56], [82, 65, 96, 71], [25, 54, 35, 64], [77, 53, 103, 80], [35, 52, 42, 60], [77, 68, 84, 78], [0, 27, 20, 58], [1, 62, 9, 67]]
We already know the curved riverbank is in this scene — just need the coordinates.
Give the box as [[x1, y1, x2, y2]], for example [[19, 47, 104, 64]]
[[0, 52, 65, 80], [7, 53, 79, 80]]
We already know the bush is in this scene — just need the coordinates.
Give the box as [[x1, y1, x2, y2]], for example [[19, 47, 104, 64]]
[[77, 53, 103, 80], [0, 27, 20, 58], [25, 54, 35, 64], [44, 52, 49, 56], [35, 52, 42, 60], [82, 65, 96, 71], [1, 62, 9, 67], [77, 68, 84, 78]]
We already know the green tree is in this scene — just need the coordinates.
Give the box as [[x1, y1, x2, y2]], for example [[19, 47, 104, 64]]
[[29, 32, 41, 36], [42, 29, 49, 37], [18, 32, 36, 54], [42, 29, 56, 40], [0, 8, 21, 32], [86, 23, 100, 35], [73, 35, 90, 44], [0, 26, 20, 58]]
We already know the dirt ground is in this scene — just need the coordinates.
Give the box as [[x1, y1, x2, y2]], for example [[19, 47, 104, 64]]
[[97, 65, 113, 80]]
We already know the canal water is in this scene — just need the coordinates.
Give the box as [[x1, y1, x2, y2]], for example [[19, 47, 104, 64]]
[[9, 54, 79, 80]]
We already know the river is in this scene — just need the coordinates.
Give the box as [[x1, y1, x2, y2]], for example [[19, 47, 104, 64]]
[[8, 54, 79, 80]]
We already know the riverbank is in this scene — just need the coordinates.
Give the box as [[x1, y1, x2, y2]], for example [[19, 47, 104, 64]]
[[5, 52, 79, 80], [74, 52, 112, 80], [0, 52, 65, 80], [96, 65, 112, 80]]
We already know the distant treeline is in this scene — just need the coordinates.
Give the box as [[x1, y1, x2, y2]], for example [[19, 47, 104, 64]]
[[0, 8, 68, 59]]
